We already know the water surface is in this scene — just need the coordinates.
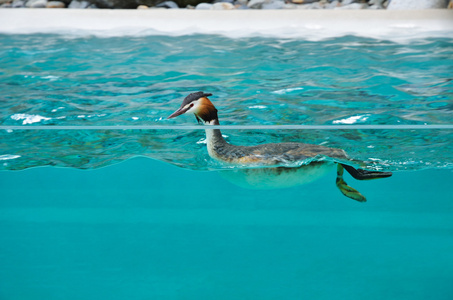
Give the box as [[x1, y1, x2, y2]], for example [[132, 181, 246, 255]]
[[1, 34, 452, 171]]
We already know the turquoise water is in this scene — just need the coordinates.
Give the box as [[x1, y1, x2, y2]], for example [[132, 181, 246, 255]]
[[1, 158, 452, 299], [1, 34, 453, 299], [1, 34, 452, 171]]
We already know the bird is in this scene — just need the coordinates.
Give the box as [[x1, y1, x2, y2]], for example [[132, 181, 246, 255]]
[[167, 92, 392, 202]]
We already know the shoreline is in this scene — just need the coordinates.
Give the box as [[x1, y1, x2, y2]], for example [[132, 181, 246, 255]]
[[1, 9, 453, 40]]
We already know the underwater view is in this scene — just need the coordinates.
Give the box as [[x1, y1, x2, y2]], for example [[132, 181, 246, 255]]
[[1, 33, 452, 299]]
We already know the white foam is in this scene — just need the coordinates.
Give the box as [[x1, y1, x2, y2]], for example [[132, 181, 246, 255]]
[[333, 114, 371, 124], [1, 9, 452, 41], [10, 114, 52, 125], [272, 87, 304, 95], [0, 155, 21, 161]]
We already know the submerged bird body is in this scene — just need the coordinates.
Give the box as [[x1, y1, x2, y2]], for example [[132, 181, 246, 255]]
[[168, 92, 392, 202], [218, 162, 335, 190]]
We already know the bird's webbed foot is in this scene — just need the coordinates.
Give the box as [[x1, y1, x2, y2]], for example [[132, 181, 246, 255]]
[[336, 164, 367, 202]]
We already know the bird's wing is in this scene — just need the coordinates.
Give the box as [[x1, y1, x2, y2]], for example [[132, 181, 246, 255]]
[[225, 143, 348, 165]]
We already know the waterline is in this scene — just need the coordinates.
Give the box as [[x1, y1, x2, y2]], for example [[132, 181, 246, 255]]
[[1, 125, 453, 131]]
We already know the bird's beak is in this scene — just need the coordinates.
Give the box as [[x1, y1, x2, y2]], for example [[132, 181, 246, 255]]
[[167, 105, 190, 119]]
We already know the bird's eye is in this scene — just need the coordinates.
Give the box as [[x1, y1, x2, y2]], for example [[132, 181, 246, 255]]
[[189, 103, 194, 108]]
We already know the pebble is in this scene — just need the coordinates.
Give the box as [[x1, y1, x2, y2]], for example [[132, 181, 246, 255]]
[[310, 1, 324, 8], [46, 0, 65, 7], [155, 1, 179, 8], [326, 0, 340, 8], [212, 2, 236, 9], [283, 2, 297, 8], [247, 0, 265, 9], [335, 3, 368, 9], [136, 4, 148, 8], [369, 0, 384, 8], [387, 0, 448, 9], [68, 0, 90, 8], [295, 3, 313, 8], [12, 0, 26, 7], [297, 2, 323, 8], [26, 0, 47, 7], [262, 0, 284, 9], [195, 2, 212, 9]]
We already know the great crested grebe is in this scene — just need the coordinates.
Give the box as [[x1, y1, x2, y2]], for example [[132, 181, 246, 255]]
[[167, 92, 392, 202]]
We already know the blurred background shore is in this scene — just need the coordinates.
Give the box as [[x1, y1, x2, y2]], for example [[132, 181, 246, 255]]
[[1, 8, 452, 40], [1, 0, 452, 11]]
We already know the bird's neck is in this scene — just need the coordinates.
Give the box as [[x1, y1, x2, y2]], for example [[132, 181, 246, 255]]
[[204, 118, 228, 157], [205, 118, 220, 126]]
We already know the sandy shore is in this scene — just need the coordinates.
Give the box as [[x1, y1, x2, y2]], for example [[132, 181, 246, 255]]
[[1, 9, 452, 39]]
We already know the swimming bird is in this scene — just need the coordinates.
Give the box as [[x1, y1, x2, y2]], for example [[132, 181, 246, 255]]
[[167, 92, 392, 202]]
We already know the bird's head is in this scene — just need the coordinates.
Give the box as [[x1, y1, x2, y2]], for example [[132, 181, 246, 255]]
[[167, 92, 218, 124]]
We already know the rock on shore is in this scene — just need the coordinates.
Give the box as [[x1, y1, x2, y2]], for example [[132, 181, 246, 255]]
[[388, 0, 448, 9], [1, 0, 452, 10]]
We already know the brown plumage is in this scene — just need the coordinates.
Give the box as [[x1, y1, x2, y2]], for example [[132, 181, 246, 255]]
[[195, 97, 219, 125]]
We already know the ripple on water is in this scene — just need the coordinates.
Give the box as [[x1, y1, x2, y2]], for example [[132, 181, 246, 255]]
[[0, 34, 452, 171]]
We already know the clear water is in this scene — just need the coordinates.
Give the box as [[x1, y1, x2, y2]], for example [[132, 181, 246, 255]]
[[0, 34, 452, 299], [1, 34, 452, 171]]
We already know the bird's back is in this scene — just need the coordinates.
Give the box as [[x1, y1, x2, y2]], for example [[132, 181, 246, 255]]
[[210, 141, 349, 165]]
